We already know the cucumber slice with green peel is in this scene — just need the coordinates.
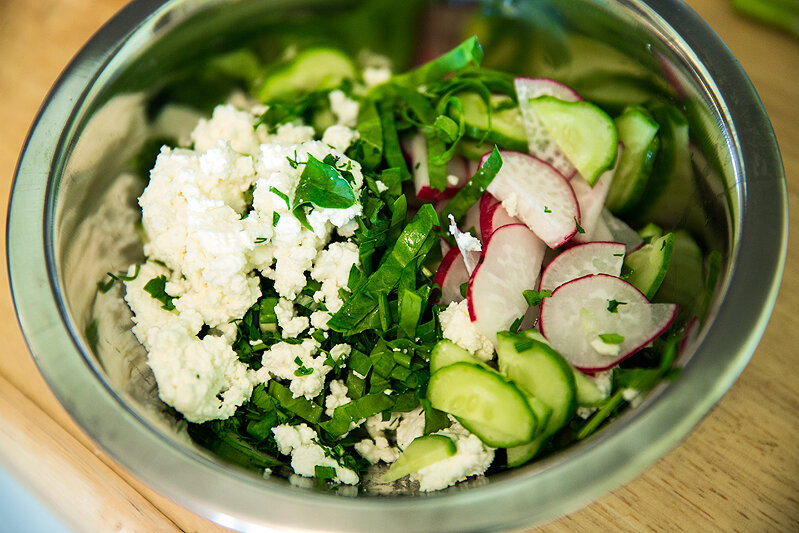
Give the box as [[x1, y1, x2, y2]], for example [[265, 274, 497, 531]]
[[427, 362, 537, 448], [654, 230, 705, 324], [496, 331, 577, 436], [257, 48, 357, 102], [638, 222, 663, 242], [527, 96, 618, 185], [429, 340, 481, 374], [506, 435, 548, 467], [605, 106, 660, 214], [381, 434, 456, 482], [572, 368, 607, 407], [456, 92, 528, 152], [526, 395, 553, 431], [624, 232, 675, 300], [633, 104, 694, 227]]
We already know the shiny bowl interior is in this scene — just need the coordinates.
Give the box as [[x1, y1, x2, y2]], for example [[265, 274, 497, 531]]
[[7, 0, 786, 531]]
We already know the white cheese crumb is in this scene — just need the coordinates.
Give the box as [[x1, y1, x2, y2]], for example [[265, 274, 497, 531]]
[[446, 174, 460, 187], [328, 90, 360, 127], [324, 379, 351, 417], [362, 66, 392, 88], [322, 124, 359, 153], [411, 420, 495, 492], [439, 300, 495, 361], [375, 180, 389, 193], [272, 423, 359, 485], [311, 241, 360, 313], [260, 339, 330, 400], [590, 336, 622, 357], [501, 192, 519, 217], [275, 298, 309, 338]]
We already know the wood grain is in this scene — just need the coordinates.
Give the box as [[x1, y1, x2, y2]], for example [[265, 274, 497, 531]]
[[1, 1, 797, 532]]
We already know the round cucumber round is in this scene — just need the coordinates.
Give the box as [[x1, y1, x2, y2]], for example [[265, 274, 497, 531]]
[[429, 340, 481, 374], [528, 96, 618, 185], [456, 92, 528, 152], [257, 47, 357, 102], [427, 362, 537, 448]]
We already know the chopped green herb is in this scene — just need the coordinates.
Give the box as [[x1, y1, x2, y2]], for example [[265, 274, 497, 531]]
[[575, 217, 585, 234], [607, 299, 627, 313], [598, 333, 625, 344], [143, 275, 175, 311], [523, 289, 552, 307], [543, 206, 552, 213]]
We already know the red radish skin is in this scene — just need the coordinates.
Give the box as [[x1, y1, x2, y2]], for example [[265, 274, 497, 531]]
[[539, 274, 677, 372], [467, 224, 546, 343], [679, 316, 700, 356], [515, 77, 582, 179], [539, 241, 626, 292], [483, 150, 580, 249], [481, 202, 520, 243], [432, 246, 469, 306], [409, 134, 470, 201]]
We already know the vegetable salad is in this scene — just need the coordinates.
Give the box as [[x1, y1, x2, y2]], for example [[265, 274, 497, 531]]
[[101, 32, 720, 493]]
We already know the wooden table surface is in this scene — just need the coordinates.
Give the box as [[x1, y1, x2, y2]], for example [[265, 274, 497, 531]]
[[1, 1, 797, 531]]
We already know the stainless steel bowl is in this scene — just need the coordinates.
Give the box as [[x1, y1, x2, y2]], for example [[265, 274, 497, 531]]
[[7, 0, 787, 531]]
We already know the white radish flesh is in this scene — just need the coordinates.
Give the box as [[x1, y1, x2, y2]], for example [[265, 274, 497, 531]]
[[572, 143, 622, 243], [539, 274, 677, 371], [480, 198, 519, 243], [433, 246, 469, 306], [467, 224, 546, 343], [514, 77, 582, 179], [409, 134, 470, 201], [484, 150, 580, 249], [539, 242, 626, 292], [601, 209, 645, 252]]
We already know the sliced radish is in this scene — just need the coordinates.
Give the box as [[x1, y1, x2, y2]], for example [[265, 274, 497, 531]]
[[514, 77, 582, 179], [572, 143, 622, 243], [481, 202, 520, 243], [539, 242, 626, 292], [461, 199, 482, 240], [484, 150, 580, 249], [409, 134, 469, 201], [539, 274, 677, 371], [433, 246, 469, 306], [585, 214, 615, 243], [447, 214, 481, 274], [679, 316, 700, 356], [467, 224, 546, 343], [601, 209, 645, 252]]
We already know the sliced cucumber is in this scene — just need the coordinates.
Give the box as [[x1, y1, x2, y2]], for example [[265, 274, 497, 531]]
[[634, 104, 694, 227], [638, 222, 663, 243], [506, 436, 548, 468], [605, 106, 660, 214], [429, 340, 481, 374], [624, 232, 675, 300], [427, 362, 537, 448], [456, 92, 528, 152], [527, 96, 618, 185], [654, 230, 704, 324], [572, 368, 607, 407], [496, 331, 577, 435], [257, 47, 357, 102], [382, 434, 456, 482]]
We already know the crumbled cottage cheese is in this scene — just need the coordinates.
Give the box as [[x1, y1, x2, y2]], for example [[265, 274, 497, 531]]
[[412, 420, 495, 492], [272, 423, 359, 485], [439, 300, 495, 361], [125, 103, 365, 423]]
